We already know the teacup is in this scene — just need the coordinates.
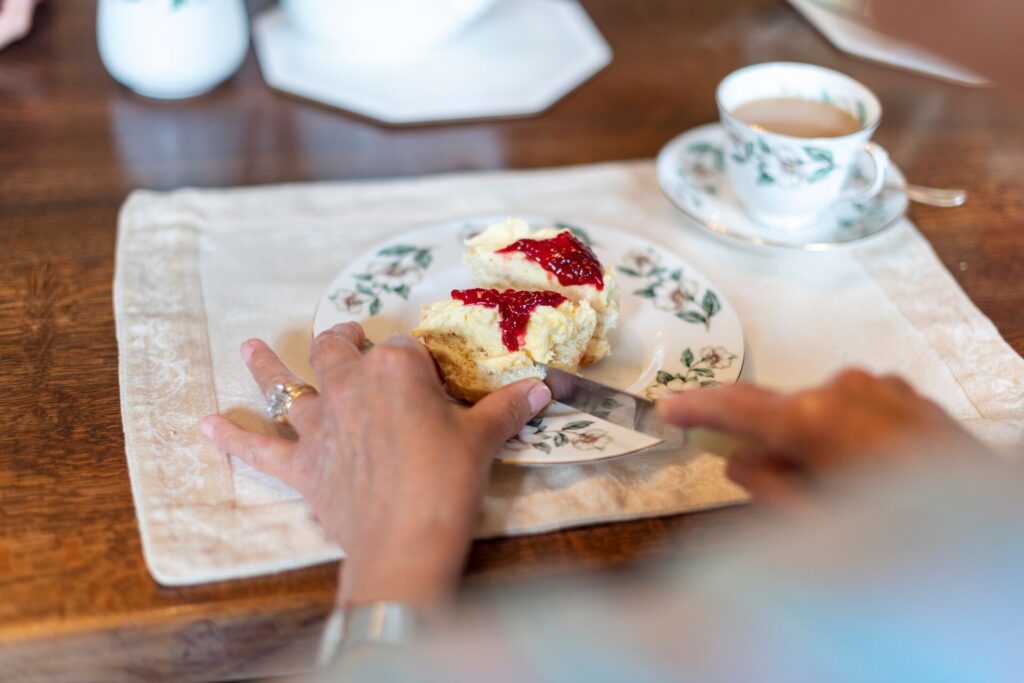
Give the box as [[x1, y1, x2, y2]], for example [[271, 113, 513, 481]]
[[716, 62, 888, 231]]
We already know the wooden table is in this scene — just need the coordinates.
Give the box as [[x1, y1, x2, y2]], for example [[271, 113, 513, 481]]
[[2, 1, 1021, 680]]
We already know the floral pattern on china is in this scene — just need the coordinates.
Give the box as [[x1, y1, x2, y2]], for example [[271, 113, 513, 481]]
[[726, 129, 839, 188], [617, 247, 722, 329], [329, 244, 434, 316], [315, 216, 745, 465], [645, 346, 737, 400], [655, 122, 909, 249]]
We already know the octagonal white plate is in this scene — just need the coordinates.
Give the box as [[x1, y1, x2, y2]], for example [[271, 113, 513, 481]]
[[253, 0, 612, 125], [313, 216, 744, 465]]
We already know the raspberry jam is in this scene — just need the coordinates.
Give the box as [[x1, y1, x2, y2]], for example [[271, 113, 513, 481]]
[[497, 231, 604, 290], [452, 288, 568, 352]]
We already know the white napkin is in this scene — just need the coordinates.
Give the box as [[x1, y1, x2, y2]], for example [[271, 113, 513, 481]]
[[787, 0, 990, 86], [115, 161, 1024, 585]]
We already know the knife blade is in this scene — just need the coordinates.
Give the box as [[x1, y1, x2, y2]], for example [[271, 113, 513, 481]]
[[538, 364, 687, 450]]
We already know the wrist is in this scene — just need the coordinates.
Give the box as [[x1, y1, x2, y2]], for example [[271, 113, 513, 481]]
[[341, 553, 465, 612], [339, 522, 475, 612]]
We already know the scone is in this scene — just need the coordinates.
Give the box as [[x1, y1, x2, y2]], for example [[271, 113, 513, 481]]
[[463, 218, 619, 364], [413, 288, 597, 403]]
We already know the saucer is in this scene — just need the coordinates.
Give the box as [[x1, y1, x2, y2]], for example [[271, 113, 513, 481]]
[[656, 123, 909, 250], [252, 0, 612, 125]]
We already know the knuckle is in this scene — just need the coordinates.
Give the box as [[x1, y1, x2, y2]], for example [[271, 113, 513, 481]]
[[881, 373, 913, 392], [319, 322, 362, 347], [309, 333, 336, 364], [243, 436, 277, 468], [785, 391, 833, 433], [334, 321, 363, 339], [782, 389, 844, 448], [833, 368, 874, 390], [790, 389, 825, 415], [373, 343, 420, 368], [250, 351, 275, 375], [314, 325, 343, 349], [312, 324, 365, 366], [310, 331, 329, 355]]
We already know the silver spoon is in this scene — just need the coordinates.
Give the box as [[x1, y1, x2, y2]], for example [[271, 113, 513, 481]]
[[903, 183, 968, 208]]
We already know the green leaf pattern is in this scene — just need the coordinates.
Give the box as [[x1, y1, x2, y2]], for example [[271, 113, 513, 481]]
[[617, 248, 722, 330], [509, 419, 611, 454], [329, 243, 434, 316], [645, 347, 738, 399], [676, 142, 726, 208], [837, 197, 891, 232], [725, 127, 839, 188]]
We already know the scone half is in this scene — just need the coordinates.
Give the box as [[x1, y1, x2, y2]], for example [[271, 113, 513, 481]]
[[413, 288, 597, 403], [463, 218, 619, 364]]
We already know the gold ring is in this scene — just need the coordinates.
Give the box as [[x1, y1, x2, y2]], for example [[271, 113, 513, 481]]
[[266, 381, 318, 424]]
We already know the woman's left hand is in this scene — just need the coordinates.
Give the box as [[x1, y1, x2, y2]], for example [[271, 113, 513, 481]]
[[200, 323, 551, 611]]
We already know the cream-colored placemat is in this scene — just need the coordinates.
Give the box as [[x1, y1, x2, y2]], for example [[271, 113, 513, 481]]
[[115, 161, 1024, 586]]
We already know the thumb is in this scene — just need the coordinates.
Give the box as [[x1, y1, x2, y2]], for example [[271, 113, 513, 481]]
[[469, 379, 552, 449]]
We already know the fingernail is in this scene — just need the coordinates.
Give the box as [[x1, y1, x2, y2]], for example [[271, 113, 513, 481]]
[[240, 340, 256, 363], [200, 416, 215, 438], [527, 382, 552, 413]]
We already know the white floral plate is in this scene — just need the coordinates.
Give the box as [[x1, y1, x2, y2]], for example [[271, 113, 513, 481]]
[[313, 216, 745, 465], [656, 123, 909, 250]]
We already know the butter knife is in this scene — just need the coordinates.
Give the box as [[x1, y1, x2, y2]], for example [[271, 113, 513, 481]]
[[538, 364, 687, 450]]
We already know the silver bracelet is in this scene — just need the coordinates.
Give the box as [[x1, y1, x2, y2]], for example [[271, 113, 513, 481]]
[[317, 602, 421, 666]]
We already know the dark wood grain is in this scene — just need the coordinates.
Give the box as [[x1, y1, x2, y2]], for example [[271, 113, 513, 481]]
[[1, 1, 1021, 681]]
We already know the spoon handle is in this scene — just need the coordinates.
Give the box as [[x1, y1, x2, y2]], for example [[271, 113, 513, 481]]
[[904, 184, 968, 208]]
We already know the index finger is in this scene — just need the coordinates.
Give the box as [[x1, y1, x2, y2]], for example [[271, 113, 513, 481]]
[[310, 322, 366, 386], [655, 384, 792, 450]]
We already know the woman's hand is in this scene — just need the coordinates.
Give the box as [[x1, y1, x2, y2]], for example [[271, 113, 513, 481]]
[[200, 323, 551, 611], [657, 369, 986, 509]]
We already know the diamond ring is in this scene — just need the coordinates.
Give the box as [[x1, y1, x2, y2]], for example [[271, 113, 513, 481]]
[[266, 381, 318, 424]]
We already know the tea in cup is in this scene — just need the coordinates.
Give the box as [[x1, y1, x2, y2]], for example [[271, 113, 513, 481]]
[[716, 62, 888, 231]]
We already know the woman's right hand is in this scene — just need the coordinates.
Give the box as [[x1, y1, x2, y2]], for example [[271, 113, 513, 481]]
[[657, 369, 987, 508]]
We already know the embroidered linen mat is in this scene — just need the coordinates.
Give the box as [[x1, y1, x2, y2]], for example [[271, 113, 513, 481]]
[[115, 161, 1024, 585]]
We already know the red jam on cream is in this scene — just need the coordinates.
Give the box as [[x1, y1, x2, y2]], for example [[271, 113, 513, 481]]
[[452, 288, 568, 352], [496, 231, 604, 290]]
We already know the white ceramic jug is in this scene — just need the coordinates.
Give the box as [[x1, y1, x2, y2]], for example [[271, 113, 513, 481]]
[[98, 0, 249, 100]]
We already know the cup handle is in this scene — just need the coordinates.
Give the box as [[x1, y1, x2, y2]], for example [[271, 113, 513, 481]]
[[839, 143, 890, 204]]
